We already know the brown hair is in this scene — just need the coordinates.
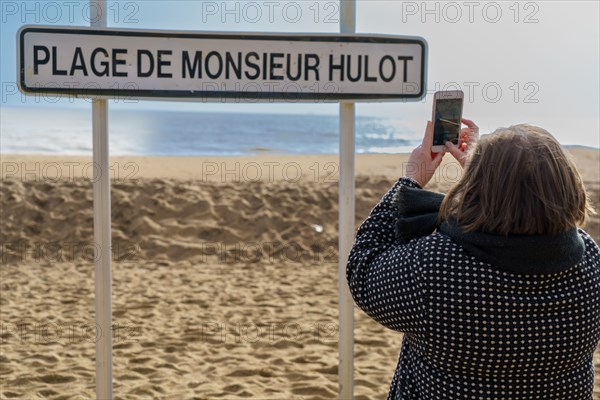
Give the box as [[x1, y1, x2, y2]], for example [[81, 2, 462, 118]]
[[439, 124, 596, 235]]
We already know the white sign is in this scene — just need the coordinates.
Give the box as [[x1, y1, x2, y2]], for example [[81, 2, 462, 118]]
[[18, 26, 427, 102]]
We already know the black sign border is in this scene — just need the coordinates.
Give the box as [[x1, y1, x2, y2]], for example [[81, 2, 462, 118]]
[[18, 26, 427, 102]]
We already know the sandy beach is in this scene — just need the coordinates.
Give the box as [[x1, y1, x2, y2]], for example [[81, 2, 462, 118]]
[[1, 149, 599, 399]]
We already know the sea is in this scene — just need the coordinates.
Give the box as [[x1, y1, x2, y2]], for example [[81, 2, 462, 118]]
[[2, 107, 598, 156], [0, 107, 422, 156]]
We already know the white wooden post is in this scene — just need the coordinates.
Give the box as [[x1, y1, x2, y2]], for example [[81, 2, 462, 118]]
[[90, 0, 113, 398], [338, 0, 356, 399]]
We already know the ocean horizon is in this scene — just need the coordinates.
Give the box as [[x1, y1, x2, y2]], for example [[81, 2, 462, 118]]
[[1, 106, 598, 156]]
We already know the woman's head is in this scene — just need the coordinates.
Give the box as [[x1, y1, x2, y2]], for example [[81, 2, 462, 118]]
[[439, 124, 595, 235]]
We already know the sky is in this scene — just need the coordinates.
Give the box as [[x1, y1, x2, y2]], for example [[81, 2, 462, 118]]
[[1, 0, 599, 146]]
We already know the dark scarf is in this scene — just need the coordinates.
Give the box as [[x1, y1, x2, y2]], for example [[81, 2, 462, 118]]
[[393, 184, 585, 275]]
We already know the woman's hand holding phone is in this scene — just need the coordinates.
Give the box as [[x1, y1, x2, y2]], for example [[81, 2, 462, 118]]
[[444, 118, 479, 167], [407, 118, 479, 186], [406, 120, 446, 187]]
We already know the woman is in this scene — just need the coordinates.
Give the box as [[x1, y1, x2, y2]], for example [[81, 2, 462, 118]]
[[347, 119, 600, 399]]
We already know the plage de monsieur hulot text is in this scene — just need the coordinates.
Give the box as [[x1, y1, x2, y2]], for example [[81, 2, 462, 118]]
[[33, 46, 415, 83]]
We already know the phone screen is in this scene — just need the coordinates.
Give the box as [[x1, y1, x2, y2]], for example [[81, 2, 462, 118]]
[[433, 98, 463, 146]]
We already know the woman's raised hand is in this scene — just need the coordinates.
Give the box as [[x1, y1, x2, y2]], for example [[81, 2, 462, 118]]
[[406, 120, 446, 187]]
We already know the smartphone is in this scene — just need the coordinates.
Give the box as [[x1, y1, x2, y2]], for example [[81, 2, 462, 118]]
[[431, 90, 464, 153]]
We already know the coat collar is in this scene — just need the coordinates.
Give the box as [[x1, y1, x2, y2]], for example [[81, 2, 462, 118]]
[[393, 183, 586, 275], [439, 218, 585, 275]]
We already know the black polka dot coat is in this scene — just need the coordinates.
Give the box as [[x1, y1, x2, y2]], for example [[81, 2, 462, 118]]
[[347, 177, 600, 399]]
